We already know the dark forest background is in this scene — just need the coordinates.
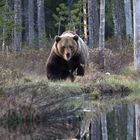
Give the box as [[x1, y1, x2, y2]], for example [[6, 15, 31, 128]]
[[0, 0, 133, 51]]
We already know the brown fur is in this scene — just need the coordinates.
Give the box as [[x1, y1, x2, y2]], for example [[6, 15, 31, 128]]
[[46, 31, 89, 81], [54, 36, 78, 61]]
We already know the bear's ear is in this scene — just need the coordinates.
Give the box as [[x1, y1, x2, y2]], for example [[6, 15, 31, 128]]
[[73, 35, 78, 42], [55, 36, 61, 43]]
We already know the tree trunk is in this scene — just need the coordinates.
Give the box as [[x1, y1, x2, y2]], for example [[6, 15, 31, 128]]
[[114, 107, 119, 140], [83, 0, 88, 43], [2, 0, 9, 53], [135, 104, 140, 140], [112, 0, 120, 37], [28, 0, 35, 48], [99, 0, 105, 49], [89, 119, 101, 140], [127, 104, 134, 140], [133, 0, 140, 71], [67, 0, 73, 25], [101, 112, 108, 140], [37, 0, 46, 49], [93, 0, 99, 47], [22, 0, 28, 47], [112, 0, 126, 46], [2, 1, 6, 53], [14, 0, 22, 52], [99, 0, 105, 69], [2, 28, 5, 53], [88, 0, 94, 48], [88, 0, 99, 48], [124, 0, 133, 41]]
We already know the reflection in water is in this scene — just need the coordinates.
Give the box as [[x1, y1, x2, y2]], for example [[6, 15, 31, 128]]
[[127, 104, 134, 140], [135, 104, 140, 140], [0, 118, 80, 140], [87, 104, 136, 140], [0, 103, 140, 140]]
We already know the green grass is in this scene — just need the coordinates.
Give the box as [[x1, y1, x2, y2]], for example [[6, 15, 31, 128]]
[[103, 74, 140, 103], [105, 74, 140, 92], [49, 80, 81, 92]]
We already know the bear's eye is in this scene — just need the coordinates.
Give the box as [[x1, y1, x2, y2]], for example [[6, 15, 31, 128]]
[[69, 45, 73, 49], [61, 46, 65, 48]]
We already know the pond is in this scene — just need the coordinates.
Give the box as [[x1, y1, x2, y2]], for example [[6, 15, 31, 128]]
[[0, 95, 139, 140]]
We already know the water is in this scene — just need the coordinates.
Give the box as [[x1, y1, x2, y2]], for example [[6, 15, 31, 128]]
[[0, 119, 80, 140], [0, 95, 138, 140], [89, 104, 135, 140]]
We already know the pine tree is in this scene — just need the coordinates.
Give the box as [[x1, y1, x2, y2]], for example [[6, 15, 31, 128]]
[[53, 1, 85, 35], [0, 0, 14, 51]]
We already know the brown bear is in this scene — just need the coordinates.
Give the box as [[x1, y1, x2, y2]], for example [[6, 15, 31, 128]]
[[46, 31, 89, 81]]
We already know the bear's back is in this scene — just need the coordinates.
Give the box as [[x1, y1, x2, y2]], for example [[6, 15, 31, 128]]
[[61, 31, 76, 37]]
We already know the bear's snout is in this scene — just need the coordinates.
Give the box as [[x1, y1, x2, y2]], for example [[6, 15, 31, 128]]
[[66, 53, 70, 58], [64, 52, 71, 61], [63, 48, 72, 61]]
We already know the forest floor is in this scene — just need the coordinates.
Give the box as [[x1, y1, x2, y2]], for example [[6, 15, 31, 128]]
[[0, 39, 140, 123]]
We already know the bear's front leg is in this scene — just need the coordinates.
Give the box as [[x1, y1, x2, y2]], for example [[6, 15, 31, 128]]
[[77, 64, 85, 76], [46, 64, 60, 80], [46, 63, 70, 80], [68, 70, 75, 82]]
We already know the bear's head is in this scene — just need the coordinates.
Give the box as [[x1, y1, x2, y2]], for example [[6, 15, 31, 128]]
[[54, 35, 78, 61]]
